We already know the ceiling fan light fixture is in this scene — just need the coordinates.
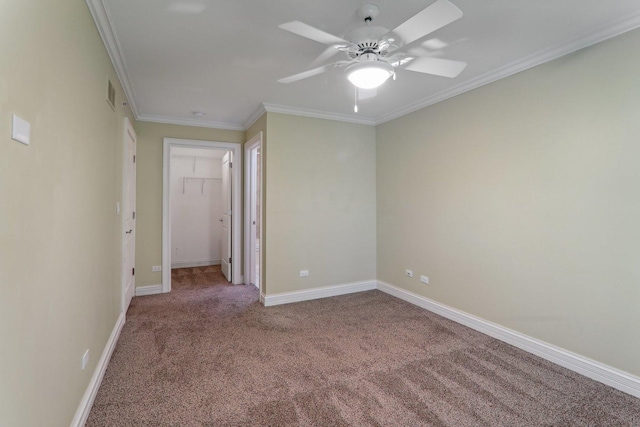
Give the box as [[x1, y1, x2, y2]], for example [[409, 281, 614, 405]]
[[346, 61, 394, 90]]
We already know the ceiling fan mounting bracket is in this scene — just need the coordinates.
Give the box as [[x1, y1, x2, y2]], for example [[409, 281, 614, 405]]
[[358, 4, 380, 23]]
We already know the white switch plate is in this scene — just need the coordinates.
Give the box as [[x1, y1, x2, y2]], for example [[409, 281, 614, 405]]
[[82, 349, 90, 370], [420, 275, 429, 284], [12, 114, 30, 145], [300, 270, 309, 277], [405, 269, 413, 278], [152, 266, 162, 272]]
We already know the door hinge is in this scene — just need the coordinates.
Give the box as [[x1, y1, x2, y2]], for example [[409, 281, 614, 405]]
[[132, 268, 135, 276], [229, 257, 231, 264], [133, 155, 136, 163], [230, 162, 232, 168], [133, 211, 135, 220]]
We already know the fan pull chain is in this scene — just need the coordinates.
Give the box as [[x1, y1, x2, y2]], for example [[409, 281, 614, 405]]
[[354, 88, 358, 113]]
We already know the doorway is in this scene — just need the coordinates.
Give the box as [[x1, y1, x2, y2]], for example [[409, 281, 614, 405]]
[[162, 138, 243, 292], [169, 147, 228, 272], [244, 132, 262, 294]]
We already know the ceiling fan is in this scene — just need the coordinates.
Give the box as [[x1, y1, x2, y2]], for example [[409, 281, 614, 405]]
[[278, 0, 467, 94]]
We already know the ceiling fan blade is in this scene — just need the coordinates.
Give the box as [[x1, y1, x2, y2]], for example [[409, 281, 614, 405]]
[[309, 45, 343, 68], [278, 65, 330, 84], [387, 0, 463, 46], [279, 21, 348, 45], [402, 57, 467, 78]]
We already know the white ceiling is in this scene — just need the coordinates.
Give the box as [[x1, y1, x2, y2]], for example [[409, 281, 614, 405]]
[[88, 0, 640, 130]]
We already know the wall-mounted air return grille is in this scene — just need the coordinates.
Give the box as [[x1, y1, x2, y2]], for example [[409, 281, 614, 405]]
[[106, 78, 116, 110]]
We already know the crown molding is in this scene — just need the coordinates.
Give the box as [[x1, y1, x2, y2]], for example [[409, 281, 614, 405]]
[[243, 104, 267, 130], [375, 10, 640, 125], [85, 0, 140, 118], [263, 103, 377, 126], [136, 114, 245, 131]]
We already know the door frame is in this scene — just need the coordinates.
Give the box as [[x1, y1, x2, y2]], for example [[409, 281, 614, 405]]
[[162, 138, 243, 292], [244, 132, 263, 295], [122, 117, 137, 312]]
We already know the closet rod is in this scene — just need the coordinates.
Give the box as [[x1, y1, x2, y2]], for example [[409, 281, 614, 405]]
[[182, 177, 222, 194]]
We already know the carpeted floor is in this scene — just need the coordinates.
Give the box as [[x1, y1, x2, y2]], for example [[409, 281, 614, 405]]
[[87, 266, 640, 426]]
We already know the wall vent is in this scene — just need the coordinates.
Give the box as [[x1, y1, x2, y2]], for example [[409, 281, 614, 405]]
[[106, 78, 116, 111]]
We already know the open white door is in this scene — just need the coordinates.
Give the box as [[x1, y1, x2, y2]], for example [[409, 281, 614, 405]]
[[244, 132, 262, 293], [221, 151, 232, 281], [122, 117, 136, 312], [249, 146, 259, 288]]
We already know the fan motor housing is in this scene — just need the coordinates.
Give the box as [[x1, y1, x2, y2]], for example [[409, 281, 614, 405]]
[[345, 25, 390, 59]]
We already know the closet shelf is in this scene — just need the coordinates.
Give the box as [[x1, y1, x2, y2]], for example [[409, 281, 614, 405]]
[[182, 177, 222, 194]]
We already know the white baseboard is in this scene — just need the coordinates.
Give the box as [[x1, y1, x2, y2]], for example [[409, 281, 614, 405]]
[[171, 259, 221, 269], [70, 311, 125, 427], [376, 280, 640, 399], [135, 284, 163, 296], [235, 274, 244, 286], [263, 280, 377, 307]]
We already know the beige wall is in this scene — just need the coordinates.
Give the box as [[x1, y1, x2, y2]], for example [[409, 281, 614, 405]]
[[134, 122, 244, 286], [265, 113, 376, 294], [377, 29, 640, 376], [0, 1, 134, 425]]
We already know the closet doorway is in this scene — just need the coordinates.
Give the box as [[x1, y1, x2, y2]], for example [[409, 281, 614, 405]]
[[169, 147, 227, 272], [162, 138, 243, 292]]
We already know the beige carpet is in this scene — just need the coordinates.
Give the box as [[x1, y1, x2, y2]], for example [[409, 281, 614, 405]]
[[87, 266, 640, 426]]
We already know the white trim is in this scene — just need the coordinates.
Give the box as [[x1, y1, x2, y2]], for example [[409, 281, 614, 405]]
[[135, 284, 163, 296], [70, 312, 125, 427], [163, 138, 243, 292], [375, 11, 640, 125], [243, 104, 267, 130], [376, 280, 640, 399], [263, 103, 376, 126], [137, 114, 245, 131], [244, 132, 262, 293], [84, 0, 139, 117], [171, 260, 221, 269], [263, 280, 377, 307]]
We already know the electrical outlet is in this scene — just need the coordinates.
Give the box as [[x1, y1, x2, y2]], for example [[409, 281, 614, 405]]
[[82, 349, 90, 370], [405, 269, 413, 278], [420, 275, 429, 284], [152, 265, 162, 272], [300, 270, 309, 277]]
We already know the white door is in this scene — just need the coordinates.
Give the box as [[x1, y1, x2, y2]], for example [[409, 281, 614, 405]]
[[123, 118, 136, 311], [249, 146, 261, 288], [244, 132, 262, 291], [221, 151, 232, 281]]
